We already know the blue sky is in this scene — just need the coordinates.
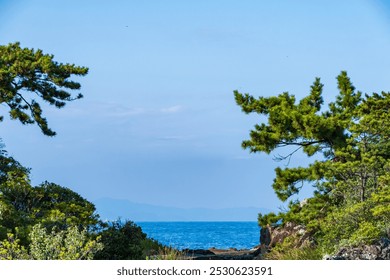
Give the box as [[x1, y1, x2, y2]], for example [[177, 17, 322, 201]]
[[1, 0, 390, 214]]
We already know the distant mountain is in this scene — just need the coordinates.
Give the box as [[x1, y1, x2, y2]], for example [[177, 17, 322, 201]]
[[93, 198, 272, 222]]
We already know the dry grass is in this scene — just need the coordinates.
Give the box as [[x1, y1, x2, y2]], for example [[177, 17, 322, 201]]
[[146, 246, 185, 260]]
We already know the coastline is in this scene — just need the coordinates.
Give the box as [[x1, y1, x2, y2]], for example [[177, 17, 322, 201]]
[[181, 246, 263, 260]]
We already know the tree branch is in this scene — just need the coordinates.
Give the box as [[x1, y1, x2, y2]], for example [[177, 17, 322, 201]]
[[273, 146, 302, 166]]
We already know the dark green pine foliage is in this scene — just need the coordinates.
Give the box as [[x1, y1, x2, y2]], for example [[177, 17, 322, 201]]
[[0, 42, 88, 136], [236, 72, 390, 253], [235, 71, 360, 201]]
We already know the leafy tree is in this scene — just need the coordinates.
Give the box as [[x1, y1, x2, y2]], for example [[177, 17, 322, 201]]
[[94, 220, 162, 260], [0, 42, 88, 136], [0, 171, 35, 243], [29, 224, 102, 260], [32, 181, 99, 231], [0, 170, 99, 245], [0, 224, 103, 260], [0, 141, 30, 185], [0, 42, 166, 260], [0, 43, 106, 259], [0, 143, 30, 235], [235, 71, 390, 254], [0, 233, 29, 260], [0, 42, 91, 243]]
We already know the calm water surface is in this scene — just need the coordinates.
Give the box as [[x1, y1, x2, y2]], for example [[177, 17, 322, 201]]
[[137, 221, 260, 250]]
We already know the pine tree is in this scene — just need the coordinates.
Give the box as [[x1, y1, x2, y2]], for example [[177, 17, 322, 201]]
[[236, 72, 390, 253], [0, 42, 88, 136]]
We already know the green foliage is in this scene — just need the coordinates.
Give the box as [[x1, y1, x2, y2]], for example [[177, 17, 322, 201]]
[[94, 220, 163, 260], [318, 201, 382, 253], [235, 71, 365, 201], [0, 165, 100, 245], [1, 44, 156, 260], [0, 170, 35, 243], [258, 212, 280, 227], [0, 149, 154, 260], [32, 181, 99, 231], [0, 42, 88, 136], [236, 71, 390, 257], [263, 235, 322, 260], [0, 233, 29, 260], [29, 224, 103, 260], [0, 224, 103, 260], [349, 222, 382, 246], [278, 194, 335, 234], [0, 152, 102, 260], [148, 246, 185, 260], [371, 186, 390, 223], [0, 146, 29, 185], [140, 237, 166, 258]]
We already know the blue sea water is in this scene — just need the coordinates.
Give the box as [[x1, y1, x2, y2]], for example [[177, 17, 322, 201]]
[[137, 221, 260, 250]]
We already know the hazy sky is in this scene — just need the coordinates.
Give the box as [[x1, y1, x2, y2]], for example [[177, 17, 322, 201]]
[[1, 0, 390, 213]]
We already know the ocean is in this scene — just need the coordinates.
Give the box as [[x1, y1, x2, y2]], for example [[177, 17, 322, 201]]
[[137, 221, 260, 250]]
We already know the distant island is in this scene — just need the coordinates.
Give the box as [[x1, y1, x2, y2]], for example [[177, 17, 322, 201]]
[[93, 197, 272, 222]]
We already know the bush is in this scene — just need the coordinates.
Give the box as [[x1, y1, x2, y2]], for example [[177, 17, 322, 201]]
[[0, 224, 103, 260], [29, 224, 103, 260], [94, 220, 163, 260], [319, 201, 384, 254], [263, 235, 322, 260]]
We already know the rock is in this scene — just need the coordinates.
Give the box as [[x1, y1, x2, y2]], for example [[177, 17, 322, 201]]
[[300, 199, 308, 207], [325, 238, 390, 260], [268, 222, 312, 248], [260, 226, 271, 246], [182, 249, 215, 256], [182, 246, 263, 260]]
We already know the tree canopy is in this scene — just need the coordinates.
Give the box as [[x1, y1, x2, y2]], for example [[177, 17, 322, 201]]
[[235, 71, 390, 254], [0, 42, 88, 136], [0, 43, 166, 259], [0, 151, 162, 259], [0, 157, 99, 245]]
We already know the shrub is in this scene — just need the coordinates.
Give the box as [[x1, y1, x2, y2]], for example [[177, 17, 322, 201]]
[[94, 220, 163, 260], [263, 235, 322, 260]]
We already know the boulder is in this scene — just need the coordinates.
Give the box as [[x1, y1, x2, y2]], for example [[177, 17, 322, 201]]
[[324, 238, 390, 260], [260, 226, 271, 246], [262, 222, 312, 249]]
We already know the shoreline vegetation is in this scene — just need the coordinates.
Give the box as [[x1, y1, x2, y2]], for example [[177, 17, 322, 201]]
[[234, 71, 390, 260], [148, 246, 263, 260], [1, 43, 389, 260]]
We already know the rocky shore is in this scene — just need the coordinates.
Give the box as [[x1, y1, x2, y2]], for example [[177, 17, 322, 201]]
[[324, 238, 390, 260], [260, 222, 390, 260], [179, 222, 390, 260], [181, 246, 263, 260]]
